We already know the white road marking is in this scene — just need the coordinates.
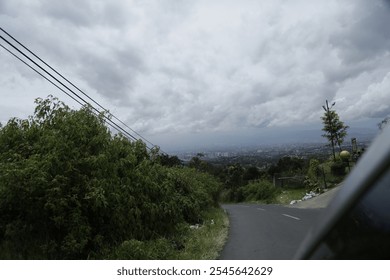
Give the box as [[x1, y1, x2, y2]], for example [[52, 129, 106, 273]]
[[282, 214, 301, 220], [257, 208, 265, 211]]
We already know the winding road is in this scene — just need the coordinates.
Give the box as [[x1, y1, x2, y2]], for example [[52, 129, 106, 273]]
[[219, 204, 324, 259]]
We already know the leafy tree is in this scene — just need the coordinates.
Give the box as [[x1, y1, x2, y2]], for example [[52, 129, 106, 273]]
[[243, 166, 261, 182], [0, 95, 221, 259], [188, 155, 215, 174], [239, 180, 280, 203], [267, 156, 305, 177], [307, 158, 321, 182], [321, 100, 349, 160], [219, 164, 245, 202], [157, 154, 182, 167]]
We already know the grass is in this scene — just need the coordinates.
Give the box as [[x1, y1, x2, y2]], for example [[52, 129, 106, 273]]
[[275, 188, 307, 205], [176, 206, 229, 260]]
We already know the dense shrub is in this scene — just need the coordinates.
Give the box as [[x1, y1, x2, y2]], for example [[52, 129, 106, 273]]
[[268, 156, 305, 177], [110, 238, 175, 260], [307, 159, 321, 182], [0, 96, 221, 259], [330, 161, 346, 176], [239, 180, 280, 203], [166, 167, 221, 224]]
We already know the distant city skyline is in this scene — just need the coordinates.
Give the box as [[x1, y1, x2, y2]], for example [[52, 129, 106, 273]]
[[156, 119, 379, 153]]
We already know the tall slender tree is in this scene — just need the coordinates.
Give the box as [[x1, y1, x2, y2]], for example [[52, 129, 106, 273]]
[[321, 100, 349, 160]]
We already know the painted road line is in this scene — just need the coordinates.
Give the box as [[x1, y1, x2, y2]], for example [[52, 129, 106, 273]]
[[282, 214, 301, 220], [257, 208, 265, 211]]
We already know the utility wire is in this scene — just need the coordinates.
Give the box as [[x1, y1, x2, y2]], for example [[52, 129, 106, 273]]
[[0, 42, 84, 108], [0, 41, 141, 143], [0, 27, 157, 149], [0, 35, 136, 142], [0, 29, 164, 152]]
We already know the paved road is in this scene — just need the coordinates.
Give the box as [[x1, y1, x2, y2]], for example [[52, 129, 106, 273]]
[[219, 204, 323, 259]]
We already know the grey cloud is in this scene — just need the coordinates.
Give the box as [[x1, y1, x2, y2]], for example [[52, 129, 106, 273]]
[[77, 46, 145, 104], [2, 0, 390, 142], [38, 0, 135, 29], [39, 0, 94, 27], [329, 1, 390, 65]]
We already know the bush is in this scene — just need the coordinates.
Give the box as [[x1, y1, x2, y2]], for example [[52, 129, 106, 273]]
[[110, 238, 175, 260], [0, 96, 221, 259], [166, 167, 221, 224], [330, 161, 346, 176], [307, 159, 321, 182], [240, 180, 280, 203]]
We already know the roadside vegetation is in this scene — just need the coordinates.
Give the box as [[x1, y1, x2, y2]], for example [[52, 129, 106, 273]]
[[1, 96, 383, 259], [176, 207, 229, 260], [193, 101, 369, 205], [0, 96, 226, 260]]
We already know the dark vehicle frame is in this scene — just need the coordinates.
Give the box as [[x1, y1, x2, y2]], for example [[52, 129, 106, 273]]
[[295, 125, 390, 259]]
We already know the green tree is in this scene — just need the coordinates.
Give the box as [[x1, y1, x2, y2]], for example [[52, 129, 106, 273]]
[[240, 180, 280, 203], [307, 158, 321, 182], [321, 100, 349, 160], [157, 154, 182, 167], [188, 154, 216, 174], [0, 95, 221, 259], [267, 156, 305, 177], [243, 166, 261, 182]]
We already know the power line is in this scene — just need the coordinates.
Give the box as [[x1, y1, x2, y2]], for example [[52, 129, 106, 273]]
[[0, 42, 84, 108], [0, 27, 156, 148], [0, 34, 139, 143], [0, 28, 165, 153], [0, 41, 140, 143]]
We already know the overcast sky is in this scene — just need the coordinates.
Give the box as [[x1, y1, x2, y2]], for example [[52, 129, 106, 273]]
[[1, 0, 390, 151]]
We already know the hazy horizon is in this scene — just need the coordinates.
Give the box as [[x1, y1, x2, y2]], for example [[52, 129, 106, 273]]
[[153, 118, 380, 153]]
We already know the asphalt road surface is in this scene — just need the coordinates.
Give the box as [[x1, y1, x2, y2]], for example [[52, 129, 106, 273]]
[[219, 204, 323, 259]]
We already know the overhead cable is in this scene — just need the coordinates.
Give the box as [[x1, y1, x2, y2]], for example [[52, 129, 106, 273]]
[[0, 27, 156, 148], [0, 34, 139, 143], [0, 41, 141, 143], [0, 28, 164, 153]]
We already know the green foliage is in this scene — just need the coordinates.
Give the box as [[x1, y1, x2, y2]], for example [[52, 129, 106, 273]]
[[239, 180, 280, 203], [176, 207, 229, 260], [321, 101, 349, 159], [110, 238, 175, 260], [165, 167, 222, 224], [243, 166, 262, 182], [216, 164, 244, 202], [0, 96, 221, 259], [188, 155, 217, 174], [268, 156, 305, 177], [303, 176, 319, 191], [111, 207, 229, 260], [274, 188, 307, 205], [307, 159, 321, 182], [330, 160, 346, 176], [157, 154, 182, 167], [220, 156, 306, 202], [317, 152, 353, 186]]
